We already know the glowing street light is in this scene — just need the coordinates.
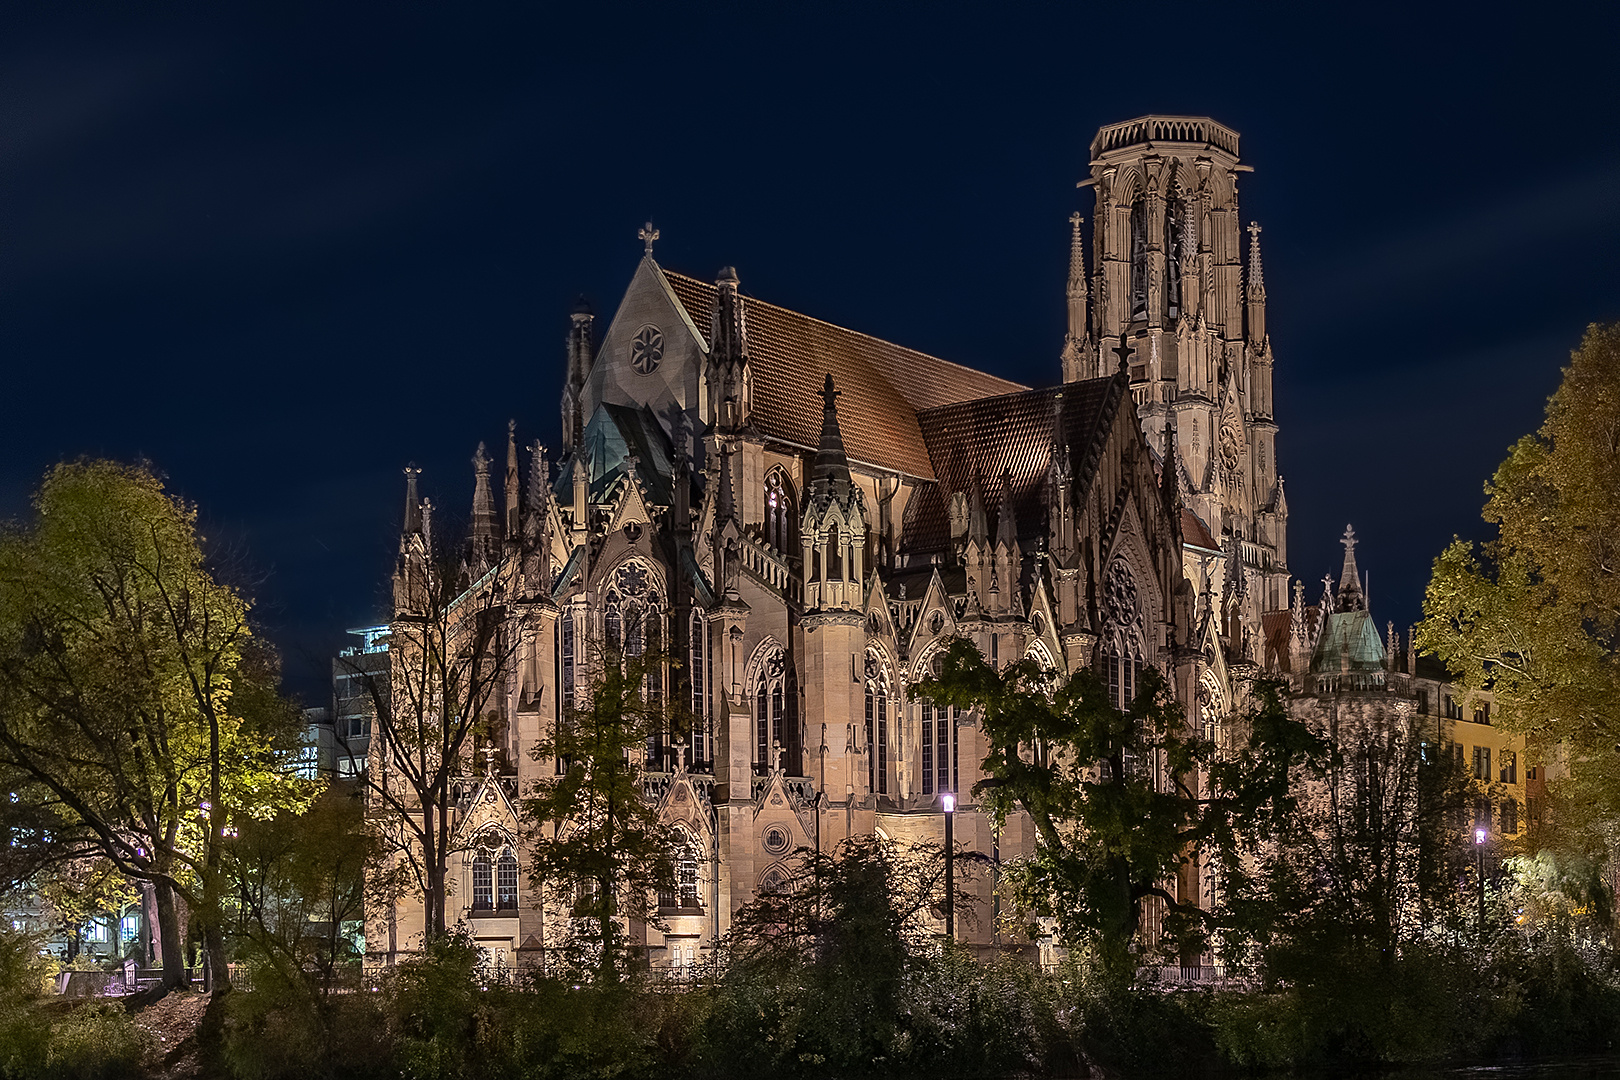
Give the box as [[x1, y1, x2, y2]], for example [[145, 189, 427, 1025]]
[[1475, 824, 1487, 940], [941, 792, 956, 940]]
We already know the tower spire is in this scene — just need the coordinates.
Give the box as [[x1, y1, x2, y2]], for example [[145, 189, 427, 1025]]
[[470, 442, 499, 569], [561, 295, 594, 450], [709, 267, 751, 430], [1336, 524, 1364, 611], [402, 463, 422, 536], [1061, 212, 1091, 383], [504, 420, 520, 540], [1246, 221, 1267, 343], [810, 374, 852, 492]]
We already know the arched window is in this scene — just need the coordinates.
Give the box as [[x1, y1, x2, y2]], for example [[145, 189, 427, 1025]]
[[920, 699, 957, 796], [752, 646, 794, 774], [689, 611, 708, 767], [1165, 199, 1185, 320], [763, 468, 796, 553], [497, 849, 518, 909], [827, 524, 843, 581], [865, 652, 890, 796], [472, 851, 493, 911], [1130, 201, 1148, 322]]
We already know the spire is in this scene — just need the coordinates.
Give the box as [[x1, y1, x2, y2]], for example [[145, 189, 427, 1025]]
[[562, 296, 594, 450], [471, 442, 499, 562], [1246, 221, 1267, 343], [1061, 212, 1091, 383], [1336, 524, 1365, 611], [810, 374, 852, 491], [1160, 415, 1179, 516], [527, 441, 549, 514], [709, 267, 751, 429], [504, 420, 520, 540], [967, 471, 989, 546], [402, 463, 422, 535], [1112, 331, 1133, 376], [1290, 579, 1308, 645], [994, 469, 1018, 550]]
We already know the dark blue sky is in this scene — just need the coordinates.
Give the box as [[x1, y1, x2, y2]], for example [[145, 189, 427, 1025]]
[[4, 2, 1618, 702]]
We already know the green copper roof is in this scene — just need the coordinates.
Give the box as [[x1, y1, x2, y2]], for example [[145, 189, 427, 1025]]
[[1310, 609, 1386, 674]]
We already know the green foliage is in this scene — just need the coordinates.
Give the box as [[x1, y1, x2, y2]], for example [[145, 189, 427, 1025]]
[[1419, 323, 1620, 923], [524, 647, 686, 983], [919, 640, 1326, 971]]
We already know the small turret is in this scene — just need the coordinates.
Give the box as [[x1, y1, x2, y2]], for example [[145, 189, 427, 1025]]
[[708, 267, 752, 430], [470, 443, 499, 573], [1060, 212, 1091, 383], [1336, 525, 1365, 612], [561, 296, 594, 450], [1246, 222, 1267, 345], [504, 420, 520, 541]]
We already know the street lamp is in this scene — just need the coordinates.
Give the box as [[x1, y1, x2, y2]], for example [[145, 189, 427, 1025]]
[[1475, 825, 1487, 940], [941, 792, 956, 941]]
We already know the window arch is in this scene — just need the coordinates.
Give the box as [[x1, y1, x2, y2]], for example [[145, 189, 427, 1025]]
[[752, 645, 795, 774], [826, 523, 843, 581], [865, 651, 891, 796], [918, 651, 958, 797], [659, 829, 703, 910], [763, 468, 797, 554]]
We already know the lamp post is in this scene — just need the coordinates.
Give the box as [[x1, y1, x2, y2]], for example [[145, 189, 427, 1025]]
[[941, 792, 956, 941], [1475, 825, 1487, 941]]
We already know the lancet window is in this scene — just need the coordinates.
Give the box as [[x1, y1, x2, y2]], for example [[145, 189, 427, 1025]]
[[920, 700, 958, 797], [1165, 199, 1185, 320], [763, 468, 796, 553], [1130, 201, 1148, 323], [472, 852, 492, 911], [689, 610, 709, 767], [497, 850, 518, 909], [752, 645, 794, 774], [659, 829, 702, 909], [865, 652, 891, 796]]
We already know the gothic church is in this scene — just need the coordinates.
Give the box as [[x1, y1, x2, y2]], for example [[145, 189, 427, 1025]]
[[371, 115, 1290, 971]]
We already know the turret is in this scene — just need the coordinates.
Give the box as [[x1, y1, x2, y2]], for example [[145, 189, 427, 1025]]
[[1060, 212, 1091, 383], [707, 267, 752, 431], [1245, 222, 1267, 346], [561, 296, 594, 451], [504, 420, 521, 542], [469, 442, 500, 574], [801, 374, 866, 612]]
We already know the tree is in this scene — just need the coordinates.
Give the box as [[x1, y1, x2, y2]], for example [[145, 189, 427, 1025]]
[[353, 526, 521, 947], [0, 460, 310, 996], [522, 647, 685, 983], [226, 789, 374, 1003], [1418, 324, 1620, 899], [918, 638, 1326, 974]]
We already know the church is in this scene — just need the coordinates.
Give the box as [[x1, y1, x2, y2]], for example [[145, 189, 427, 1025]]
[[369, 115, 1298, 972]]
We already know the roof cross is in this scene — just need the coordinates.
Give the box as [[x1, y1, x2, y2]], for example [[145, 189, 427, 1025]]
[[639, 221, 660, 257]]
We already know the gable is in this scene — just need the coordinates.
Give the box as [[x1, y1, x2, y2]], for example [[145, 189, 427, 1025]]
[[586, 258, 708, 442]]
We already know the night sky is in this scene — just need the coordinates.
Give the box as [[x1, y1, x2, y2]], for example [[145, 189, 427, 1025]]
[[5, 3, 1619, 703]]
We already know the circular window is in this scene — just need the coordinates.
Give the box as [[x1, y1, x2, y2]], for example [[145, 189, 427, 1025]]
[[631, 324, 664, 375], [928, 610, 945, 635], [763, 826, 791, 855]]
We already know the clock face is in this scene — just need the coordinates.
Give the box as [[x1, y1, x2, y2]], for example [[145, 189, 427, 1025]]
[[631, 324, 663, 375]]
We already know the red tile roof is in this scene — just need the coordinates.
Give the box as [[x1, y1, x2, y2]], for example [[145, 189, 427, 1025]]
[[662, 271, 1026, 480], [1181, 508, 1218, 550]]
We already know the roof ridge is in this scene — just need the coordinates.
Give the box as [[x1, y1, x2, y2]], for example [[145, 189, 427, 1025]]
[[662, 269, 1029, 395]]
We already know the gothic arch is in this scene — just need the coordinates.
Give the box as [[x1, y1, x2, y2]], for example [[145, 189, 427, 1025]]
[[864, 647, 895, 797], [762, 466, 797, 554], [747, 639, 795, 774]]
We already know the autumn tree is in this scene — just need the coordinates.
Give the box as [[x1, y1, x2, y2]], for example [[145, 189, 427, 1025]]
[[0, 460, 310, 994], [523, 647, 687, 983], [918, 639, 1326, 975], [1418, 324, 1620, 891]]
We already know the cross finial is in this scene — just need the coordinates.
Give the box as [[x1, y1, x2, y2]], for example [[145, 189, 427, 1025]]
[[1112, 331, 1133, 373], [769, 740, 784, 773], [639, 221, 660, 257], [481, 745, 498, 776], [1248, 221, 1262, 242], [818, 372, 841, 411], [1069, 210, 1083, 229], [1340, 524, 1356, 556]]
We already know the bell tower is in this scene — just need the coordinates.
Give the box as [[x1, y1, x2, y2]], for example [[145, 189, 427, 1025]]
[[1077, 116, 1289, 639]]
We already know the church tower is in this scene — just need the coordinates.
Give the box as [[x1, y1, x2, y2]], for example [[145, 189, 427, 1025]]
[[1071, 116, 1289, 647]]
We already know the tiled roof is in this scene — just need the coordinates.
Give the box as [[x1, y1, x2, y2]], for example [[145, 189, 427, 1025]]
[[1261, 609, 1293, 671], [1181, 508, 1218, 550], [901, 379, 1120, 555], [662, 271, 1026, 480]]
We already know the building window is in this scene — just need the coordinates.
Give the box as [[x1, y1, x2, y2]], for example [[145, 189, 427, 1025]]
[[472, 853, 493, 910], [1500, 749, 1517, 785], [119, 915, 139, 943], [497, 849, 518, 909], [84, 919, 109, 944], [678, 856, 700, 908], [1473, 701, 1490, 724], [826, 525, 843, 581], [1501, 799, 1519, 835], [921, 701, 935, 795], [1444, 694, 1461, 720], [752, 646, 794, 773], [1129, 200, 1148, 322], [1417, 689, 1430, 715], [1165, 199, 1184, 320], [1473, 746, 1491, 782], [763, 469, 797, 553], [689, 611, 707, 766], [865, 653, 890, 796], [560, 609, 575, 703]]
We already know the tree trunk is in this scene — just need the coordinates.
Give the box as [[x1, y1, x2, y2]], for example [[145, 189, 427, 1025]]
[[153, 877, 187, 991]]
